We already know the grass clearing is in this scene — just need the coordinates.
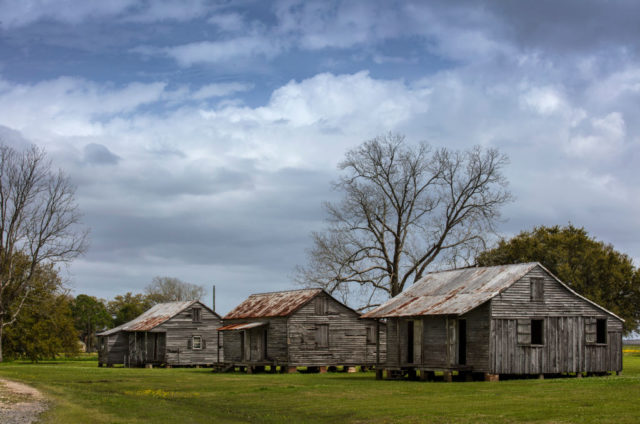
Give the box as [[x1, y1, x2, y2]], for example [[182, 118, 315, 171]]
[[0, 354, 639, 423]]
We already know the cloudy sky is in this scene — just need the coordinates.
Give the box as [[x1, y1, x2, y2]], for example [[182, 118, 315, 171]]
[[1, 0, 639, 314]]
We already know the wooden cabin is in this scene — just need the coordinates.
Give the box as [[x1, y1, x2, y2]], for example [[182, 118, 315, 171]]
[[97, 300, 222, 367], [362, 263, 623, 381], [218, 289, 385, 372]]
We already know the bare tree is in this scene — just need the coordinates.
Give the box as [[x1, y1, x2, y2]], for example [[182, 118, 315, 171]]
[[296, 133, 512, 310], [0, 143, 88, 362], [145, 276, 205, 305]]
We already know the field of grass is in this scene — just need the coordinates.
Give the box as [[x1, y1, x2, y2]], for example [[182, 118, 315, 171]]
[[1, 353, 639, 424]]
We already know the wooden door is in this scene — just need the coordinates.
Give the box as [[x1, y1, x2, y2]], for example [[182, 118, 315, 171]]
[[447, 318, 457, 366]]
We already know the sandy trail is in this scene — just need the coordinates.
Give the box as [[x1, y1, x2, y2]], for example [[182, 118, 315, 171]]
[[0, 378, 48, 424]]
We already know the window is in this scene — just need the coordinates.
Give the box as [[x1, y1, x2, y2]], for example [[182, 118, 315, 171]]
[[192, 335, 202, 350], [530, 277, 544, 302], [517, 319, 545, 346], [316, 324, 329, 348], [315, 297, 328, 315], [596, 319, 607, 344], [366, 326, 376, 344], [192, 307, 201, 323], [531, 319, 544, 345], [585, 317, 607, 344]]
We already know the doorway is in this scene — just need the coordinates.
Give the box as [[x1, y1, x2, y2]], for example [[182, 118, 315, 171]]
[[458, 319, 467, 365], [407, 320, 414, 363]]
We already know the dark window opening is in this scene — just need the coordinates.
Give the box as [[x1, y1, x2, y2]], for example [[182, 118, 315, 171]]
[[192, 308, 201, 323], [531, 319, 544, 345], [407, 321, 414, 364], [596, 319, 607, 344], [530, 277, 544, 301]]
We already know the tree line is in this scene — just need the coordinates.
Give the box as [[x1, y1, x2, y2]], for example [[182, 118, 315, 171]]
[[3, 275, 205, 361]]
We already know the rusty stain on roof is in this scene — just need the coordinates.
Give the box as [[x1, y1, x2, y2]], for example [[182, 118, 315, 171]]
[[362, 263, 539, 318], [217, 321, 268, 331], [98, 300, 197, 336], [224, 289, 322, 319]]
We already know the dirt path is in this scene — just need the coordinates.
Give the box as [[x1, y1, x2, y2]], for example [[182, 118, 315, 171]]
[[0, 378, 48, 424]]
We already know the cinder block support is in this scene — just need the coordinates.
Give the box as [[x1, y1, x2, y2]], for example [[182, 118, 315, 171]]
[[145, 364, 153, 369], [281, 366, 297, 374], [375, 369, 383, 380], [537, 374, 544, 380], [347, 366, 357, 373], [484, 373, 499, 382], [443, 371, 453, 382], [576, 372, 583, 378], [247, 366, 253, 374], [319, 366, 327, 374], [616, 371, 621, 376]]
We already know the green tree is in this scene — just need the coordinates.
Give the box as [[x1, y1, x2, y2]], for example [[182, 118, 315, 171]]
[[0, 143, 88, 361], [3, 265, 79, 361], [107, 292, 152, 327], [71, 294, 111, 352], [145, 276, 205, 305], [476, 224, 640, 333]]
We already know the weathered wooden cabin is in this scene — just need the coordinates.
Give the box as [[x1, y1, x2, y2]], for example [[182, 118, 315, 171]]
[[218, 288, 385, 372], [97, 300, 223, 367], [362, 263, 623, 381]]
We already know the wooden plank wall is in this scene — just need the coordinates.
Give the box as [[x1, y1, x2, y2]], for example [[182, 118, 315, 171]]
[[159, 302, 223, 366], [287, 292, 386, 366], [461, 302, 491, 372], [221, 317, 289, 364], [490, 266, 623, 374], [99, 332, 128, 365], [491, 317, 622, 373]]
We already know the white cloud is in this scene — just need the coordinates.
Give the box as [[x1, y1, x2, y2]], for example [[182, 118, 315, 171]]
[[192, 82, 253, 100], [566, 112, 626, 159], [165, 36, 283, 66], [520, 87, 565, 115]]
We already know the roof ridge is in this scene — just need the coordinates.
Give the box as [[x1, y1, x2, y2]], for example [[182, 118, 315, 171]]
[[249, 288, 323, 296]]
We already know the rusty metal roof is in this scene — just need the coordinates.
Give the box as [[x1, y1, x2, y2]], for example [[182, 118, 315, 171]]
[[217, 321, 268, 331], [362, 263, 539, 318], [97, 300, 197, 336], [224, 289, 323, 319]]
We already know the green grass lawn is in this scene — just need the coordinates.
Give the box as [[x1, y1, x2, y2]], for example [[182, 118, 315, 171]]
[[1, 354, 639, 424]]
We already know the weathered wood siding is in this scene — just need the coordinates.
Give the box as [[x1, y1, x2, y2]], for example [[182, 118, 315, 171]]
[[287, 292, 386, 366], [221, 317, 288, 364], [157, 302, 223, 366], [387, 309, 490, 371], [461, 302, 491, 372], [98, 332, 127, 365], [491, 317, 622, 373], [490, 266, 623, 373]]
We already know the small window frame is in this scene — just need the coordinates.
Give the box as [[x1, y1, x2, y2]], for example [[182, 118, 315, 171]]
[[366, 326, 376, 345], [316, 324, 329, 348], [530, 277, 544, 302], [315, 297, 328, 315], [192, 335, 202, 350], [192, 307, 202, 323]]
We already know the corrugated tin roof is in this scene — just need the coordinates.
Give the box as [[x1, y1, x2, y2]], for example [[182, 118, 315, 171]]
[[217, 321, 268, 331], [362, 263, 539, 318], [224, 289, 322, 319], [97, 300, 197, 336]]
